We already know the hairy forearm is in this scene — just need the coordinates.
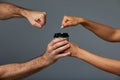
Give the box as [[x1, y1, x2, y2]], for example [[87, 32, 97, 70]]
[[80, 18, 119, 42], [0, 56, 50, 80], [75, 48, 120, 76], [0, 2, 29, 20]]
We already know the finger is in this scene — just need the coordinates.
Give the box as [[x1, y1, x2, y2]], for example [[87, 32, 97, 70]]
[[62, 20, 72, 29], [39, 18, 46, 26], [35, 18, 45, 28], [34, 13, 46, 27], [41, 12, 47, 24], [55, 52, 71, 59], [62, 18, 69, 27], [42, 12, 47, 16], [65, 21, 72, 26], [39, 13, 47, 25], [62, 16, 67, 25], [35, 19, 41, 23], [29, 19, 41, 28], [33, 22, 42, 28], [49, 38, 67, 46], [48, 39, 69, 54], [52, 40, 69, 50], [53, 44, 70, 54]]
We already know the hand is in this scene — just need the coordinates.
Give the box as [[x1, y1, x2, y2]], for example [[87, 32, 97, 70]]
[[25, 10, 46, 28], [68, 42, 80, 57], [61, 16, 84, 28], [42, 38, 71, 64]]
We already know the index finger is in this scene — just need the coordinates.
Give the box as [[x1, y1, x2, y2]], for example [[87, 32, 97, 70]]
[[49, 38, 67, 46], [61, 16, 69, 28]]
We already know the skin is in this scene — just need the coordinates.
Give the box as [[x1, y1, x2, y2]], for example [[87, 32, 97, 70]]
[[0, 2, 46, 28], [69, 42, 120, 76], [61, 15, 120, 76], [0, 2, 70, 80], [0, 38, 70, 80], [62, 16, 120, 42]]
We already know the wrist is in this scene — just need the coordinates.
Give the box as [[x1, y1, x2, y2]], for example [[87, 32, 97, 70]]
[[70, 45, 80, 57], [78, 17, 86, 24], [76, 48, 91, 61], [41, 55, 54, 66], [19, 8, 30, 18], [72, 47, 86, 59], [9, 5, 30, 18]]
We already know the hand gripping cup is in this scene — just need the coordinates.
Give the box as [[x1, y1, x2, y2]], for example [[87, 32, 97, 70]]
[[54, 33, 69, 54]]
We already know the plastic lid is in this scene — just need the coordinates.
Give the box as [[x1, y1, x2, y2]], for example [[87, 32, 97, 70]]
[[54, 33, 69, 38]]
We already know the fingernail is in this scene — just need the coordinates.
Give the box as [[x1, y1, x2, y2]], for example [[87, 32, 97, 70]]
[[61, 26, 64, 28], [67, 52, 71, 55], [67, 44, 70, 47]]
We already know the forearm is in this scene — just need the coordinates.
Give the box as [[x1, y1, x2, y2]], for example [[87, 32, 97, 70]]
[[75, 48, 120, 76], [80, 18, 117, 42], [0, 2, 30, 20], [0, 56, 50, 80]]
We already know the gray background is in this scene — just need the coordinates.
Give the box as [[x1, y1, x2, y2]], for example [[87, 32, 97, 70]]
[[0, 0, 120, 80]]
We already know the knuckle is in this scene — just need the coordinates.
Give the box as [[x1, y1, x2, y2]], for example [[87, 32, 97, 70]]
[[47, 43, 50, 48], [37, 26, 42, 29], [48, 43, 51, 46], [31, 22, 36, 26], [53, 38, 59, 43], [64, 15, 68, 18], [66, 44, 70, 47], [52, 39, 56, 44], [47, 47, 52, 53], [53, 44, 57, 49], [52, 50, 57, 54], [43, 12, 47, 15], [41, 13, 46, 17]]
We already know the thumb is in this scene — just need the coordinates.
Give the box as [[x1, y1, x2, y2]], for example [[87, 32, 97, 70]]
[[29, 19, 42, 28], [61, 17, 69, 28], [61, 21, 72, 28]]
